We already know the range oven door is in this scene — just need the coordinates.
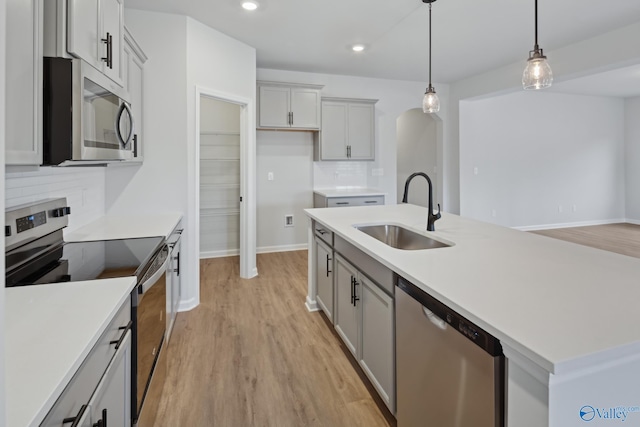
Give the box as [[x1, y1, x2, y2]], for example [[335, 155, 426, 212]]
[[132, 245, 169, 424]]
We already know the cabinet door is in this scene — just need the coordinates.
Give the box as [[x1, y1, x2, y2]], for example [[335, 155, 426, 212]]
[[101, 0, 124, 85], [258, 86, 290, 128], [360, 276, 395, 413], [334, 255, 359, 357], [124, 43, 144, 160], [319, 102, 348, 160], [67, 0, 100, 69], [89, 331, 132, 427], [291, 87, 320, 129], [315, 238, 334, 322], [6, 0, 42, 165], [348, 103, 375, 160]]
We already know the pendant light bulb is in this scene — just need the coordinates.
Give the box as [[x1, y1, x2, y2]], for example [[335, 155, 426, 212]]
[[423, 86, 440, 113], [523, 0, 552, 90], [523, 50, 553, 90]]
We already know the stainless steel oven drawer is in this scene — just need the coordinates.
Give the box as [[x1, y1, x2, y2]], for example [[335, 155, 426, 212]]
[[40, 296, 131, 426]]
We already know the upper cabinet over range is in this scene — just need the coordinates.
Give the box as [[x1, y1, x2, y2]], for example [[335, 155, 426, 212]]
[[44, 0, 125, 86], [257, 81, 324, 130]]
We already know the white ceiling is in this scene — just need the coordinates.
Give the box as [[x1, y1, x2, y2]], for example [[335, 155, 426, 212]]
[[126, 0, 640, 96]]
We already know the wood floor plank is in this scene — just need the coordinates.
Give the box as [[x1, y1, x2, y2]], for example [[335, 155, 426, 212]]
[[153, 251, 392, 427], [531, 223, 640, 259]]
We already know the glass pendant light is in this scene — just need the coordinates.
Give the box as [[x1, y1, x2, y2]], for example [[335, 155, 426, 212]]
[[422, 0, 440, 113], [523, 0, 553, 90]]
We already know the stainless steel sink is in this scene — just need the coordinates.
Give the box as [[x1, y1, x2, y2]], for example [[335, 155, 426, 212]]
[[355, 224, 452, 250]]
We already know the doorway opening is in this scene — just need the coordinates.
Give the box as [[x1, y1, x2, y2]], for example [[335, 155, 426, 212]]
[[396, 108, 443, 207], [195, 88, 257, 280]]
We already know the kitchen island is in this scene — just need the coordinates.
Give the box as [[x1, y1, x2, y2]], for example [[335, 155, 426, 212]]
[[305, 204, 640, 426]]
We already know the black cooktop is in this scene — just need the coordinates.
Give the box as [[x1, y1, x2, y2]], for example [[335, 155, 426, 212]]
[[5, 236, 164, 287]]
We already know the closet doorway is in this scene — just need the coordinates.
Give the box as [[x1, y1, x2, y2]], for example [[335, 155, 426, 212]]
[[199, 96, 241, 258], [195, 88, 257, 281]]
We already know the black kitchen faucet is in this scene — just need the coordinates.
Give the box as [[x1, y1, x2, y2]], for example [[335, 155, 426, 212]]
[[401, 172, 441, 231]]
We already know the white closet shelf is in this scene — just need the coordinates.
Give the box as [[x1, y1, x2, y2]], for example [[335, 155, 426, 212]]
[[200, 131, 240, 136], [199, 183, 240, 188], [200, 209, 240, 217]]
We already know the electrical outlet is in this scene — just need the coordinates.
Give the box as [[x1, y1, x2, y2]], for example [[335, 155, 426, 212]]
[[572, 204, 577, 213], [474, 167, 479, 175], [284, 215, 294, 227], [268, 172, 274, 181], [491, 209, 497, 218], [558, 205, 563, 213]]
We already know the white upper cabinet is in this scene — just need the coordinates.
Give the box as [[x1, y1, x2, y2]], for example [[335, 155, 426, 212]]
[[6, 0, 43, 165], [123, 27, 147, 161], [257, 81, 323, 130], [315, 97, 377, 161], [47, 0, 125, 86]]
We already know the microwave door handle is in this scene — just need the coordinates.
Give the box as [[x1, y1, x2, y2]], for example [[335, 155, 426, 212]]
[[115, 102, 134, 148]]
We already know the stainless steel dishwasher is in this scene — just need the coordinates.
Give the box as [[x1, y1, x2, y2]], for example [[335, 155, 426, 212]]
[[396, 276, 505, 427]]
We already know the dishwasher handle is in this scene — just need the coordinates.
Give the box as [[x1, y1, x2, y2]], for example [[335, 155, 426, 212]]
[[422, 306, 447, 330]]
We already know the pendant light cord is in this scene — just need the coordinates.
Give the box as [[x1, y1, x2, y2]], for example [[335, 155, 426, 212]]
[[428, 2, 432, 87], [534, 0, 539, 50]]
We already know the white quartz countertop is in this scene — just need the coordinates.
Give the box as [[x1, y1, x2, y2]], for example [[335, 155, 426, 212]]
[[65, 213, 182, 242], [313, 188, 386, 198], [306, 204, 640, 376], [5, 278, 137, 427]]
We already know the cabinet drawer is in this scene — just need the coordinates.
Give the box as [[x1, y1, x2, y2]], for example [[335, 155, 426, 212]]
[[40, 297, 131, 426], [327, 195, 384, 208], [314, 222, 333, 246]]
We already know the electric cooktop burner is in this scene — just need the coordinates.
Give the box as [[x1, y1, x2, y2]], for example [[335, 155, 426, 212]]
[[6, 236, 164, 287]]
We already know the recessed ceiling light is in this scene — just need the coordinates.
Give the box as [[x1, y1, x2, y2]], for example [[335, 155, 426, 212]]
[[352, 44, 365, 52], [242, 1, 259, 11]]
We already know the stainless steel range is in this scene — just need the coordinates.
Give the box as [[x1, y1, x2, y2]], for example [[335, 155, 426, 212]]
[[5, 198, 168, 426]]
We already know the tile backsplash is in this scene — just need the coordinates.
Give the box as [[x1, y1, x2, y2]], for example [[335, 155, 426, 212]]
[[6, 167, 106, 233], [313, 161, 368, 189]]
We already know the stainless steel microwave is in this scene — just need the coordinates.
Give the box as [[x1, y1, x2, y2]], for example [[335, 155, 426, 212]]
[[43, 57, 137, 165]]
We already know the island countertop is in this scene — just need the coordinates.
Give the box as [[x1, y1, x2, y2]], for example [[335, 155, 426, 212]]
[[305, 204, 640, 376]]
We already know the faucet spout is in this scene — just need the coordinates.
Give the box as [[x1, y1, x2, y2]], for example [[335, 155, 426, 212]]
[[401, 172, 441, 231]]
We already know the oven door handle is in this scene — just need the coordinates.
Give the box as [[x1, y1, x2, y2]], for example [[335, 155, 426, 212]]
[[139, 252, 170, 295]]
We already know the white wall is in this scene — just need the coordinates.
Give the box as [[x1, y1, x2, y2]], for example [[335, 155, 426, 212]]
[[256, 68, 448, 249], [187, 17, 257, 279], [114, 11, 256, 309], [625, 97, 640, 222], [449, 21, 640, 215], [256, 130, 313, 252], [397, 109, 438, 207], [460, 91, 625, 228]]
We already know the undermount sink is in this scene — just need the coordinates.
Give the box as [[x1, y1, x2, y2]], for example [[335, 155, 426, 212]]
[[355, 224, 452, 250]]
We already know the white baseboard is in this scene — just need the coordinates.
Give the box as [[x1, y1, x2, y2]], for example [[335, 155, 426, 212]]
[[514, 218, 627, 231], [200, 249, 240, 259], [177, 297, 198, 312], [626, 218, 640, 225], [257, 243, 308, 254], [305, 296, 319, 312]]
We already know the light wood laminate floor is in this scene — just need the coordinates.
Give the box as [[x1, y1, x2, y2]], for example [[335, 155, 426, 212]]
[[531, 223, 640, 259], [153, 251, 392, 427]]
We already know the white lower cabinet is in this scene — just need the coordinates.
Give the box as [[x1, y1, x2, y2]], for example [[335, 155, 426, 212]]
[[315, 237, 334, 322], [88, 331, 132, 426], [40, 298, 132, 427], [360, 276, 394, 411], [333, 254, 395, 413], [334, 254, 360, 357]]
